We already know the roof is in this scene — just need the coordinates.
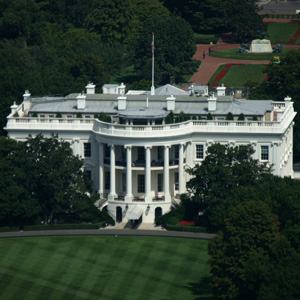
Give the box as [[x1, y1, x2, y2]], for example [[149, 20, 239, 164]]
[[28, 94, 272, 117]]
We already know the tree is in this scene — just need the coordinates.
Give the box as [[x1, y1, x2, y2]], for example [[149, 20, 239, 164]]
[[0, 137, 40, 228], [133, 15, 196, 84], [25, 134, 92, 223], [208, 201, 281, 299], [186, 143, 271, 230], [225, 112, 233, 120]]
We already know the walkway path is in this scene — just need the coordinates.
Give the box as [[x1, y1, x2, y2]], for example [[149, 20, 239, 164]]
[[0, 228, 215, 240], [190, 18, 300, 85]]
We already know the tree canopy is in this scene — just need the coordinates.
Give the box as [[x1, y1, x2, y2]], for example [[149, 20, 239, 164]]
[[186, 143, 271, 230]]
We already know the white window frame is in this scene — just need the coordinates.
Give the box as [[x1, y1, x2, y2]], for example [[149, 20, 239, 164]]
[[260, 145, 269, 161], [195, 144, 204, 160], [84, 142, 91, 157]]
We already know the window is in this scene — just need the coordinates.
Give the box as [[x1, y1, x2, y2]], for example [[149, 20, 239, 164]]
[[85, 115, 91, 119], [157, 146, 163, 160], [84, 143, 91, 157], [174, 145, 179, 159], [138, 147, 145, 161], [261, 146, 269, 161], [105, 172, 110, 190], [67, 115, 72, 118], [49, 115, 54, 118], [175, 172, 179, 190], [138, 174, 145, 193], [158, 173, 163, 192], [196, 144, 204, 159], [105, 145, 110, 158], [122, 173, 126, 192]]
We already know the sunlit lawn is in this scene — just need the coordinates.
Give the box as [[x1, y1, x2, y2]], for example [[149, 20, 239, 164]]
[[0, 236, 215, 300]]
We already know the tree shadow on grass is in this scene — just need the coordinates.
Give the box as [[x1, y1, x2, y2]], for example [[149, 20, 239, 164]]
[[186, 276, 219, 300]]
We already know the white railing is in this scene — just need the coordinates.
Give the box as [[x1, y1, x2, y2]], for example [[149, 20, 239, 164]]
[[6, 103, 295, 138]]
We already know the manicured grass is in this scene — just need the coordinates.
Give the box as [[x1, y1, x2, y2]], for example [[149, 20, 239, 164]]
[[209, 64, 268, 87], [0, 236, 213, 300], [210, 47, 288, 60], [267, 23, 300, 44]]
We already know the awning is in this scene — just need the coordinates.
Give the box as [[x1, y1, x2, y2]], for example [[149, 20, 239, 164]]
[[128, 206, 144, 220]]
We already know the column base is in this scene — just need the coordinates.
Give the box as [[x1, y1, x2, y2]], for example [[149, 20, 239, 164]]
[[145, 194, 153, 203], [125, 194, 133, 202], [164, 194, 171, 202], [108, 193, 117, 201]]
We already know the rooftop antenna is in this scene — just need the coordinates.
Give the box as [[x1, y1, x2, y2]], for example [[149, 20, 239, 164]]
[[151, 33, 155, 96]]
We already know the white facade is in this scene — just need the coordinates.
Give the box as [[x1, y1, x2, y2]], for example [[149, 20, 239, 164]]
[[5, 86, 296, 224]]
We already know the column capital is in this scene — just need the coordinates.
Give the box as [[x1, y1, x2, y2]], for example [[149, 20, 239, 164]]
[[108, 144, 115, 149], [145, 145, 152, 149], [72, 138, 80, 144], [124, 144, 132, 149], [164, 145, 171, 149]]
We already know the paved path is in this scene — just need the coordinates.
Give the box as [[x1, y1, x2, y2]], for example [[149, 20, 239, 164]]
[[0, 228, 215, 240], [189, 44, 270, 85]]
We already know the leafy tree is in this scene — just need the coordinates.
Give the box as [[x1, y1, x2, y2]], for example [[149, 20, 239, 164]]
[[133, 15, 196, 84], [186, 144, 271, 230], [225, 112, 233, 120], [0, 137, 40, 228], [130, 79, 151, 91], [238, 113, 245, 120], [208, 201, 281, 299], [207, 113, 213, 120], [25, 134, 92, 224], [165, 111, 174, 124]]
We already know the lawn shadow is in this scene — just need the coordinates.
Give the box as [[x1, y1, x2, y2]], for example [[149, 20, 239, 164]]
[[186, 276, 219, 300]]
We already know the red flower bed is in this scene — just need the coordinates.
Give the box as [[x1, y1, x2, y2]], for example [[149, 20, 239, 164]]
[[210, 82, 219, 86], [179, 221, 196, 226], [264, 75, 270, 81], [215, 69, 228, 81], [293, 28, 300, 38], [289, 38, 297, 43], [225, 63, 232, 68]]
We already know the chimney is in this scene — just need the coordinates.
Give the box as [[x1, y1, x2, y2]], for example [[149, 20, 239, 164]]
[[77, 92, 86, 110], [86, 83, 96, 94], [118, 96, 127, 110], [208, 93, 217, 112], [284, 96, 291, 107], [23, 90, 31, 101], [10, 102, 18, 115], [217, 84, 226, 96], [118, 82, 126, 95], [167, 95, 175, 111], [22, 90, 32, 114]]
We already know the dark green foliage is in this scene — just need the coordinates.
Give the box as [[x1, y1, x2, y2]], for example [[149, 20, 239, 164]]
[[207, 113, 213, 120], [208, 201, 281, 299], [55, 112, 62, 118], [175, 111, 191, 123], [23, 223, 103, 231], [165, 111, 174, 124], [133, 15, 196, 84], [225, 112, 233, 120], [76, 112, 82, 118], [164, 224, 208, 233], [238, 113, 245, 120], [186, 144, 271, 230], [155, 205, 185, 226], [252, 115, 258, 121], [0, 137, 40, 228], [130, 79, 151, 91], [97, 112, 111, 123]]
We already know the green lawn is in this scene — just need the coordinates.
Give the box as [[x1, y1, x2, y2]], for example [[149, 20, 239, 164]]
[[209, 64, 268, 87], [267, 22, 300, 44], [210, 48, 289, 60], [0, 236, 213, 300]]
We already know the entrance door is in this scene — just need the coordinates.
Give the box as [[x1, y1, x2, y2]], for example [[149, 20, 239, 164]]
[[155, 207, 162, 221], [116, 206, 122, 222]]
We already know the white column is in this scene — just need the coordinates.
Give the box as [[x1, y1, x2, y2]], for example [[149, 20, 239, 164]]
[[164, 145, 171, 201], [125, 145, 133, 202], [108, 144, 116, 201], [98, 142, 104, 196], [179, 143, 185, 194], [145, 146, 152, 202]]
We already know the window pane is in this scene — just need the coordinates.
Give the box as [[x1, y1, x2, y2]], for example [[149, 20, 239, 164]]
[[196, 145, 204, 159], [158, 173, 163, 192], [84, 143, 91, 157], [261, 146, 269, 160], [138, 175, 145, 193], [175, 172, 179, 190]]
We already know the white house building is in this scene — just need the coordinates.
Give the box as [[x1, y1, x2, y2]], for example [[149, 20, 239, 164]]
[[5, 83, 296, 224]]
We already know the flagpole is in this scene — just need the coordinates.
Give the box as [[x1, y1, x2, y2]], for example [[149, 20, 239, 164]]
[[151, 33, 155, 96]]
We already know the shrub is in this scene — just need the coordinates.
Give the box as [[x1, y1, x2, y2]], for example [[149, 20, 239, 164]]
[[226, 112, 234, 120], [155, 205, 185, 226], [207, 113, 213, 120], [56, 112, 62, 118], [24, 223, 103, 231]]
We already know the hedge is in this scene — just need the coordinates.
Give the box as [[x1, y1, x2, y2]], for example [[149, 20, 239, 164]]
[[23, 223, 103, 231], [0, 226, 20, 232], [165, 224, 209, 233]]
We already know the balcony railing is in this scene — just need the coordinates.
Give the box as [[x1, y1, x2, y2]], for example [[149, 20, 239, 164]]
[[6, 102, 295, 138]]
